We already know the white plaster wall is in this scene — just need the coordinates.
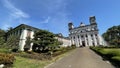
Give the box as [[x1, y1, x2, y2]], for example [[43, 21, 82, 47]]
[[55, 37, 71, 47], [30, 31, 34, 39], [98, 35, 108, 46], [19, 29, 27, 51]]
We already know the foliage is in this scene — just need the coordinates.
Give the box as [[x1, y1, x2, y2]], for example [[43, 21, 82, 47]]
[[3, 35, 19, 50], [102, 25, 120, 46], [33, 30, 60, 52], [24, 37, 32, 51], [7, 27, 13, 32], [0, 53, 15, 65], [0, 29, 6, 46]]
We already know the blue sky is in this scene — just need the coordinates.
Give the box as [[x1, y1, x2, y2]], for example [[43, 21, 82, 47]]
[[0, 0, 120, 36]]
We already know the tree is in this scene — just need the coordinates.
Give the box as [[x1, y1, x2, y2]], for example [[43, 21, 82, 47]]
[[24, 37, 32, 51], [102, 25, 120, 47], [7, 27, 13, 32], [33, 30, 60, 52], [0, 29, 6, 46], [4, 35, 19, 50]]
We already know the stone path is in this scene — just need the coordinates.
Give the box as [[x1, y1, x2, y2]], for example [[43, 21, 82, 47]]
[[46, 47, 115, 68]]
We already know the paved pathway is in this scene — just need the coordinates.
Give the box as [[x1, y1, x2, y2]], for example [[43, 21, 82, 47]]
[[46, 47, 115, 68]]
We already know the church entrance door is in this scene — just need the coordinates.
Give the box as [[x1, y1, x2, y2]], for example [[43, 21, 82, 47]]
[[82, 41, 85, 47]]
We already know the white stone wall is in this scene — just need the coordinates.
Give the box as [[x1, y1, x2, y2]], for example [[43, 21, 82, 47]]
[[19, 29, 35, 51], [55, 37, 71, 47], [19, 29, 27, 51]]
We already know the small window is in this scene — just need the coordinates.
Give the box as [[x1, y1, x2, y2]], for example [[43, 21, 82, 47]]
[[95, 34, 97, 36], [91, 34, 93, 37], [74, 36, 75, 39], [86, 35, 88, 37], [78, 35, 79, 38], [81, 35, 83, 38]]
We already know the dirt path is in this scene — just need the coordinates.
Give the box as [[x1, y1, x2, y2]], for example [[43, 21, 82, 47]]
[[46, 47, 115, 68]]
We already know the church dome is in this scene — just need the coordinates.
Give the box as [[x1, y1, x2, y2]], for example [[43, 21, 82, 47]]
[[80, 22, 85, 27]]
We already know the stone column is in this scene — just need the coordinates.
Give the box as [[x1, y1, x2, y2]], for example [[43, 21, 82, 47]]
[[72, 36, 75, 45], [93, 34, 97, 46], [88, 34, 92, 46], [84, 35, 87, 46], [69, 40, 71, 46], [96, 34, 99, 45], [75, 36, 78, 47], [79, 35, 82, 46], [70, 36, 72, 45]]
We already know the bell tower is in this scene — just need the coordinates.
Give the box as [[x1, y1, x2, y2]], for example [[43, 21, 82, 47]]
[[89, 16, 97, 25], [68, 22, 74, 30]]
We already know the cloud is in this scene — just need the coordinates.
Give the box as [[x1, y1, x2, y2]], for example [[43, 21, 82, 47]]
[[40, 16, 51, 24], [36, 0, 70, 36], [3, 0, 29, 18], [1, 0, 30, 30], [0, 0, 70, 36], [1, 24, 11, 30]]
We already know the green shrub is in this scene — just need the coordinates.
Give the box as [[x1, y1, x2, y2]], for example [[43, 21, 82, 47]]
[[90, 47, 120, 56], [52, 51, 62, 57], [111, 56, 120, 66], [14, 52, 52, 60], [101, 49, 120, 56], [112, 56, 120, 61]]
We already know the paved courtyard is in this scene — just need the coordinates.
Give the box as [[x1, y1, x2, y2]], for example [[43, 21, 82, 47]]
[[46, 47, 115, 68]]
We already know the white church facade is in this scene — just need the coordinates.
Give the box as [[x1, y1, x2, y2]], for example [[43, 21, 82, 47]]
[[68, 16, 106, 47]]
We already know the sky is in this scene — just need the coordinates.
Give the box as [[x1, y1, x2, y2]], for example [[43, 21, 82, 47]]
[[0, 0, 120, 36]]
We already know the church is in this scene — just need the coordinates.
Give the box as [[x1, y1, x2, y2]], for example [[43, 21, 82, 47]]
[[68, 16, 106, 47], [6, 16, 106, 51]]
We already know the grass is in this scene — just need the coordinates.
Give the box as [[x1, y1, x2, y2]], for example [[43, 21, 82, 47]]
[[13, 48, 75, 68], [0, 48, 11, 53], [112, 56, 120, 61], [90, 47, 120, 56], [90, 46, 120, 67], [13, 56, 50, 68]]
